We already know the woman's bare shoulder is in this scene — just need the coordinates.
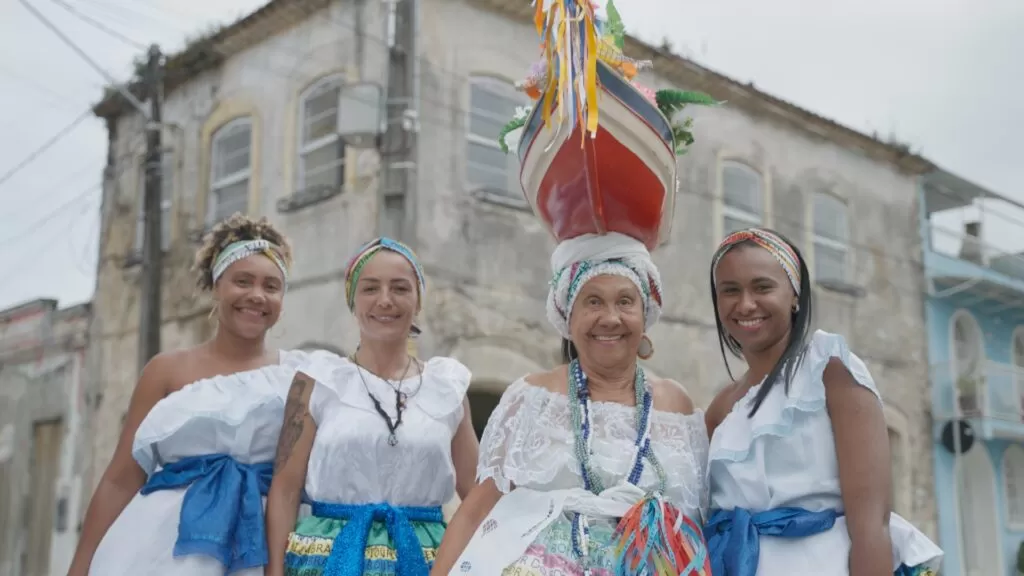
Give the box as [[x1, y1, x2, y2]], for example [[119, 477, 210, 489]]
[[649, 376, 696, 415]]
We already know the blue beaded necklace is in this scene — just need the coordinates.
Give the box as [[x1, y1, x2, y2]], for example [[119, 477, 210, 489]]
[[567, 359, 667, 573]]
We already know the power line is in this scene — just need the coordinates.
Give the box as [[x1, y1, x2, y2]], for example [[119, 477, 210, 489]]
[[46, 0, 147, 50], [0, 108, 92, 188], [17, 0, 149, 117], [0, 184, 100, 245]]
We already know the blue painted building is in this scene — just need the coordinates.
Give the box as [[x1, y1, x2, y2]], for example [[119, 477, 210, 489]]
[[922, 170, 1024, 576]]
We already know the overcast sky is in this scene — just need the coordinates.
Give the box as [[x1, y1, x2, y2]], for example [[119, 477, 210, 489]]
[[0, 0, 1021, 312]]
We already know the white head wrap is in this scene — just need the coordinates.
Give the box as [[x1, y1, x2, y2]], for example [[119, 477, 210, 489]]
[[546, 232, 663, 339]]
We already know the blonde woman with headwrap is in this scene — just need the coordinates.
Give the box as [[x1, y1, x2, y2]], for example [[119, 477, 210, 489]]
[[265, 237, 479, 576], [431, 232, 712, 576], [69, 215, 307, 576]]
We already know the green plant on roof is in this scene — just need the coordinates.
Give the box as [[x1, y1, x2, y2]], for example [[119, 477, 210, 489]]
[[655, 89, 720, 154]]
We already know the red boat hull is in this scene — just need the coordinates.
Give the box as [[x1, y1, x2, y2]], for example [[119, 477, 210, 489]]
[[517, 61, 677, 251]]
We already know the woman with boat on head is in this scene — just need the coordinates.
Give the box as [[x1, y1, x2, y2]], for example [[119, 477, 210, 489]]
[[702, 226, 944, 576], [431, 1, 719, 573], [431, 231, 712, 576], [265, 237, 479, 576], [69, 214, 306, 576]]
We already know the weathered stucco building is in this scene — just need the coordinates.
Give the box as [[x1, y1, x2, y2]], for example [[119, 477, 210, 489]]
[[86, 0, 938, 537], [0, 299, 90, 576]]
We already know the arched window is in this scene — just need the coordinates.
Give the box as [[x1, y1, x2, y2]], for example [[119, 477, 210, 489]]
[[466, 75, 526, 199], [721, 161, 763, 234], [208, 118, 253, 226], [298, 75, 346, 192]]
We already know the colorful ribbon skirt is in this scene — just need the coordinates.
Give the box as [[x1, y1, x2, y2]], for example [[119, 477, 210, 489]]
[[283, 512, 445, 576]]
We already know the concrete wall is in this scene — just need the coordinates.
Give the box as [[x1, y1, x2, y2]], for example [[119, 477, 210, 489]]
[[0, 301, 90, 576], [87, 0, 937, 542]]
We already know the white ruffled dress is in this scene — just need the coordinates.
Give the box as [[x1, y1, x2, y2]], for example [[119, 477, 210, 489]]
[[88, 349, 309, 575], [452, 379, 710, 576], [281, 355, 471, 575], [707, 330, 943, 575]]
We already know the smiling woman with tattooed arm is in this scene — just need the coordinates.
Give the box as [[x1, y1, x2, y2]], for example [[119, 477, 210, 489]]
[[265, 237, 476, 576], [265, 371, 317, 576]]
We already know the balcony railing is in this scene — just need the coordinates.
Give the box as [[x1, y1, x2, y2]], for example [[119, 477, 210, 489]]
[[931, 360, 1024, 424], [926, 221, 1024, 284]]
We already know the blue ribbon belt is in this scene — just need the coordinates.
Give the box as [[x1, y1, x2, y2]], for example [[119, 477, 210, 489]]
[[311, 500, 443, 576], [140, 453, 273, 574], [704, 506, 842, 576]]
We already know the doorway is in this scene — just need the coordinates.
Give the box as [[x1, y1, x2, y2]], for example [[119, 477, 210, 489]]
[[22, 419, 64, 576]]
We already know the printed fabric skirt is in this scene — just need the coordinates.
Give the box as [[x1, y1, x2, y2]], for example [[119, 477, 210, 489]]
[[488, 514, 937, 576], [498, 515, 619, 576], [284, 514, 445, 576]]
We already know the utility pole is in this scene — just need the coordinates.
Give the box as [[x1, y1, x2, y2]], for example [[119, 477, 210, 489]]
[[377, 0, 418, 244], [138, 44, 163, 372]]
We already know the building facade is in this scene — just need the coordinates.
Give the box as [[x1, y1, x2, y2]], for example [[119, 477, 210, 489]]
[[0, 299, 91, 576], [922, 170, 1024, 576], [87, 0, 938, 538]]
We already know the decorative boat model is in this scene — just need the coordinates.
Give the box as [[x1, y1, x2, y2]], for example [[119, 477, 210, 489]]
[[499, 0, 718, 251]]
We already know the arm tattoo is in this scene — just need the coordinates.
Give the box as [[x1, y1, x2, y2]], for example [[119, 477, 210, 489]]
[[274, 374, 311, 472]]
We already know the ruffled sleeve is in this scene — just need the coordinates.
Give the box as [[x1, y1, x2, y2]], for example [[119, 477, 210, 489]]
[[299, 354, 471, 430], [476, 379, 535, 494], [415, 357, 472, 430], [711, 330, 881, 465]]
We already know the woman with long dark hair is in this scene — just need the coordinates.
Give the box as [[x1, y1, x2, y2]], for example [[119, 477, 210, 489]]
[[702, 227, 942, 576]]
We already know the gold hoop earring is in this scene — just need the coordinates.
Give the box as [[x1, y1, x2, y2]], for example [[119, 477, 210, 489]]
[[637, 334, 654, 360]]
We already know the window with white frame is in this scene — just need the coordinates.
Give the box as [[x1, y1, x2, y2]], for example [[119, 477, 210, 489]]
[[467, 76, 526, 199], [721, 161, 764, 234], [812, 193, 850, 283], [299, 76, 345, 192], [1004, 445, 1024, 526], [208, 118, 252, 226], [133, 153, 174, 253]]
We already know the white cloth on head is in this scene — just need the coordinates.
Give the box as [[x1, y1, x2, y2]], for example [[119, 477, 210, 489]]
[[545, 232, 663, 339]]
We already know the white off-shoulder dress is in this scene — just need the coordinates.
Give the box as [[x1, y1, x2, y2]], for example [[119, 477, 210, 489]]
[[88, 349, 309, 576], [282, 354, 471, 576], [452, 378, 710, 576], [706, 330, 943, 576]]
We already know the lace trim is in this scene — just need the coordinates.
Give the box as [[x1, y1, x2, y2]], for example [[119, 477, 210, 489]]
[[477, 379, 709, 519]]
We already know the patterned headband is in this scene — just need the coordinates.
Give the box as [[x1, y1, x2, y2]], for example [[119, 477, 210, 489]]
[[711, 227, 801, 295], [547, 257, 664, 340], [211, 239, 289, 287], [344, 237, 426, 311]]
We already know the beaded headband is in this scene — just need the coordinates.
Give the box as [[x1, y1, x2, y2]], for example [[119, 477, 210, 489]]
[[211, 239, 289, 287], [711, 227, 801, 295], [344, 237, 426, 312]]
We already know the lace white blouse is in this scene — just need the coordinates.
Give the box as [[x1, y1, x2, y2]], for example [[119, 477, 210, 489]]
[[297, 353, 471, 507], [480, 379, 708, 515], [708, 330, 943, 575], [452, 378, 710, 575]]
